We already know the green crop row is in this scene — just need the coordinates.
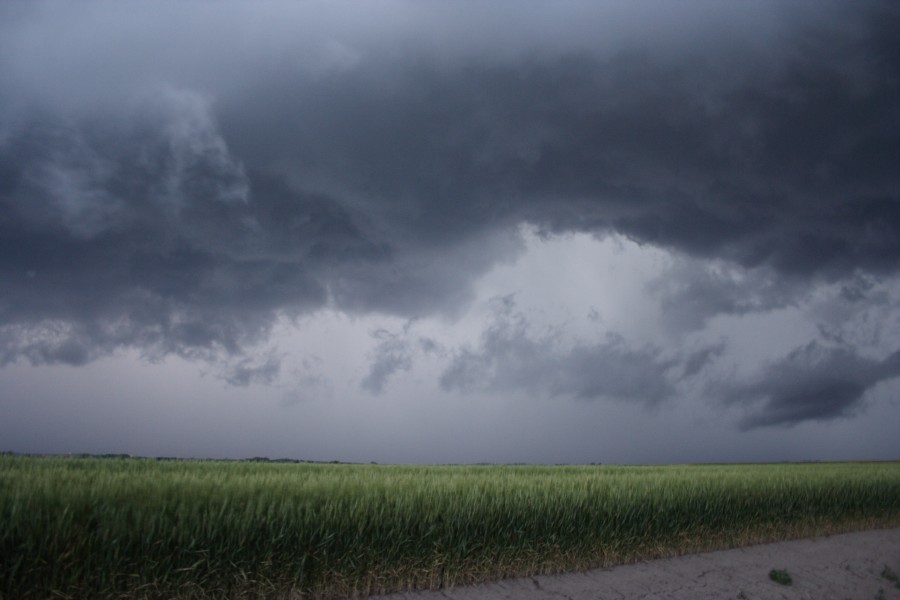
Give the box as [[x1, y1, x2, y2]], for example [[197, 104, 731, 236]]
[[1, 456, 898, 599]]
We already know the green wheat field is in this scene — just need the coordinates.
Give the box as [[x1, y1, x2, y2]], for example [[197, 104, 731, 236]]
[[2, 454, 899, 599]]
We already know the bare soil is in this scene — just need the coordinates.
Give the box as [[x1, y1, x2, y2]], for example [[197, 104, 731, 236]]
[[373, 527, 900, 600]]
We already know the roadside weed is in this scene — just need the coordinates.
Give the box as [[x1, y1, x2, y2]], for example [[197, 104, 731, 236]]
[[881, 565, 900, 583], [769, 568, 792, 586]]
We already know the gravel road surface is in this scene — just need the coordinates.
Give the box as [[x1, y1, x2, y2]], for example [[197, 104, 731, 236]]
[[374, 527, 900, 600]]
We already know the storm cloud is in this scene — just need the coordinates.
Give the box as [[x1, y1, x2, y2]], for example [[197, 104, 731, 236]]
[[722, 342, 900, 429], [1, 0, 899, 444], [0, 91, 378, 365], [440, 295, 677, 404]]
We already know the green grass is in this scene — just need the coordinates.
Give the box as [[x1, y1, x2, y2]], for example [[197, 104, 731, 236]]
[[1, 456, 899, 599]]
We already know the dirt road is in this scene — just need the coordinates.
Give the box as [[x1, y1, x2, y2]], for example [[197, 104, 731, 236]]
[[375, 527, 900, 600]]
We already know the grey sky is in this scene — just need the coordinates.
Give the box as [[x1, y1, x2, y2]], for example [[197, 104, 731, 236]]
[[1, 1, 898, 463]]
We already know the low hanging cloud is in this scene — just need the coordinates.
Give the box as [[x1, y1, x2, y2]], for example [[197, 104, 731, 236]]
[[721, 342, 900, 429], [647, 260, 802, 334], [362, 327, 445, 395], [811, 273, 900, 354], [220, 351, 283, 388], [680, 343, 727, 380], [0, 1, 898, 431], [361, 329, 414, 395], [440, 296, 679, 404]]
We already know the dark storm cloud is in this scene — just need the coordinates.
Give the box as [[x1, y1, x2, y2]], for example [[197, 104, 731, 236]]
[[721, 342, 900, 429], [216, 0, 900, 278], [1, 0, 899, 410], [0, 91, 382, 366], [440, 296, 678, 404]]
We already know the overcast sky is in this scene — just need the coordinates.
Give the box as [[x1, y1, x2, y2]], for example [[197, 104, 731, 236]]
[[1, 1, 899, 464]]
